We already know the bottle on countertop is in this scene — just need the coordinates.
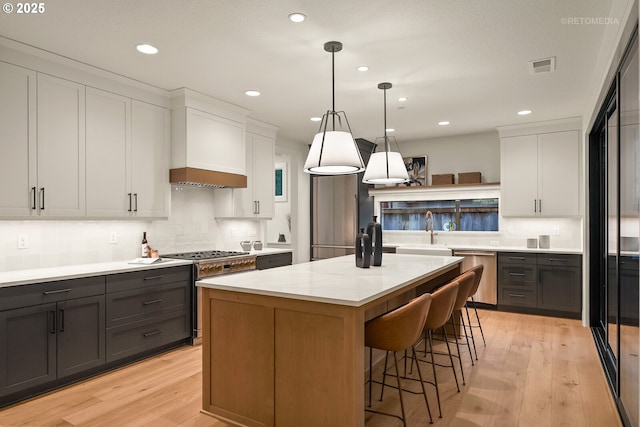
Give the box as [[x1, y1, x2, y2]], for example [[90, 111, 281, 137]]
[[141, 232, 149, 258]]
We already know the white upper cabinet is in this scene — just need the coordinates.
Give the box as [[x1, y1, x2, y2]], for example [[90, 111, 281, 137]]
[[232, 131, 275, 218], [36, 73, 86, 217], [500, 122, 580, 217], [86, 87, 131, 217], [0, 62, 36, 217], [86, 88, 169, 218], [130, 100, 170, 218]]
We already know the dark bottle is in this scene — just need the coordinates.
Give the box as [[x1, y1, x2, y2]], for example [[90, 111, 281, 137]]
[[141, 232, 149, 258], [366, 216, 383, 266], [355, 228, 371, 268]]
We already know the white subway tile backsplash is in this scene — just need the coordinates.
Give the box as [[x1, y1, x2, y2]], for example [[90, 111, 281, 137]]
[[0, 185, 265, 272]]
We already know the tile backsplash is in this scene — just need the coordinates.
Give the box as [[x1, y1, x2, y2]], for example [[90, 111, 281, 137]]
[[0, 186, 263, 272]]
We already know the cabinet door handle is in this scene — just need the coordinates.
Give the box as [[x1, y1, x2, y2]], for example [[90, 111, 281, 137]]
[[49, 310, 56, 334], [58, 309, 65, 332], [143, 299, 163, 305], [509, 272, 526, 277], [539, 199, 542, 213], [256, 201, 260, 214], [128, 193, 132, 212], [31, 187, 37, 210], [134, 193, 138, 212], [509, 256, 526, 260], [40, 187, 45, 210], [534, 199, 537, 213], [143, 330, 162, 337], [144, 275, 164, 281], [548, 258, 567, 263], [43, 288, 72, 295], [509, 293, 526, 298]]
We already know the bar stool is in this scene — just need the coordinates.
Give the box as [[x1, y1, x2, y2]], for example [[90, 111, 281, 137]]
[[418, 281, 460, 418], [465, 264, 486, 360], [365, 293, 434, 426], [446, 270, 476, 385]]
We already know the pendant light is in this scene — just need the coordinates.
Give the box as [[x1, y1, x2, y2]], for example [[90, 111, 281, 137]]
[[362, 82, 409, 184], [303, 41, 365, 175]]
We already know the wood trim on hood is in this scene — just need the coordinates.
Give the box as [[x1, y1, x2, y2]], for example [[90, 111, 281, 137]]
[[170, 167, 247, 188]]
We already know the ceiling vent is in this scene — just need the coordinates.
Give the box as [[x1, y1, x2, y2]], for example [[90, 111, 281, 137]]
[[529, 57, 556, 74]]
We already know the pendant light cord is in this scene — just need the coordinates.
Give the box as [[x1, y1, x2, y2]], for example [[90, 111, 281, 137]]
[[331, 49, 336, 130]]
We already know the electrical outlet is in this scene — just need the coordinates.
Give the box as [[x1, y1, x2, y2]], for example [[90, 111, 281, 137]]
[[553, 227, 560, 236], [17, 234, 28, 249], [109, 231, 117, 244]]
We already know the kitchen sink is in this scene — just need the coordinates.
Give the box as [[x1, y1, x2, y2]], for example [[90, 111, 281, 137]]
[[395, 244, 453, 256]]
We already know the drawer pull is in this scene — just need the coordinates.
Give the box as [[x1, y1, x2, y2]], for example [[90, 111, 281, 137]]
[[548, 258, 567, 262], [43, 288, 72, 295], [59, 309, 65, 332], [143, 299, 163, 305], [509, 273, 526, 277], [144, 275, 164, 281], [509, 256, 526, 260], [509, 293, 526, 298], [143, 330, 162, 337]]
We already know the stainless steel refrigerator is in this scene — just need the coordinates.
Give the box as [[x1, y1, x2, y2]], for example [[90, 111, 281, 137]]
[[311, 139, 375, 260]]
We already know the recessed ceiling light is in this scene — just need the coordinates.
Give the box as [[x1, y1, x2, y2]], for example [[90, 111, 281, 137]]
[[518, 110, 532, 115], [357, 66, 369, 72], [288, 12, 306, 23], [438, 121, 450, 126], [244, 90, 261, 97], [386, 128, 395, 132], [398, 97, 408, 102], [136, 44, 158, 55], [310, 117, 322, 122]]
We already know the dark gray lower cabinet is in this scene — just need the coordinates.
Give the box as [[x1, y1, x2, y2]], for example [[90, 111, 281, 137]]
[[0, 277, 106, 398], [105, 266, 191, 363], [498, 252, 582, 318], [0, 265, 190, 406]]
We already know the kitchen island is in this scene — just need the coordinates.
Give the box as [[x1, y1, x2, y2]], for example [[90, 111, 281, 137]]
[[197, 253, 463, 427]]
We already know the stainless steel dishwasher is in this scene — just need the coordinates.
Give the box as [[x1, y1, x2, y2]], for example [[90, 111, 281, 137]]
[[453, 250, 497, 305]]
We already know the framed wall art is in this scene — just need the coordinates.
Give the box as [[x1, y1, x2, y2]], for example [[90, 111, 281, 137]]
[[275, 162, 288, 202], [401, 156, 427, 186]]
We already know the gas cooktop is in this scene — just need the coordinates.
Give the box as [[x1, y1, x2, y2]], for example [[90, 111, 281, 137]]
[[163, 250, 250, 261]]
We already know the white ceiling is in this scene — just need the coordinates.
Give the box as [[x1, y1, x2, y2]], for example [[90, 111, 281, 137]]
[[0, 0, 615, 145]]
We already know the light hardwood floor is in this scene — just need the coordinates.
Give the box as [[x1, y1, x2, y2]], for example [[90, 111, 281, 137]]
[[0, 310, 622, 427]]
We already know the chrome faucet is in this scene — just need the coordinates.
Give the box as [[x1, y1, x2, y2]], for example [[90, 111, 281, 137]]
[[425, 210, 434, 244]]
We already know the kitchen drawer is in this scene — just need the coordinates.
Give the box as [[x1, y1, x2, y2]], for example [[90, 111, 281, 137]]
[[537, 253, 581, 267], [105, 310, 190, 362], [498, 252, 537, 266], [499, 265, 536, 285], [500, 286, 537, 308], [255, 252, 292, 270], [106, 265, 191, 293], [106, 281, 190, 328], [0, 276, 105, 311]]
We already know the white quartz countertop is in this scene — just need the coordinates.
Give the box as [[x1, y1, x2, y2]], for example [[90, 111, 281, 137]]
[[246, 248, 293, 256], [0, 259, 194, 288], [197, 253, 463, 307]]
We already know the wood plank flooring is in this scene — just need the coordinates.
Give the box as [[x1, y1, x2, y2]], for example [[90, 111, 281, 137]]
[[0, 310, 622, 427]]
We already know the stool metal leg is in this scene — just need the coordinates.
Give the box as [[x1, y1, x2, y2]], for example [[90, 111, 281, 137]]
[[411, 345, 434, 424], [379, 351, 389, 401], [472, 296, 486, 345], [368, 347, 373, 407], [465, 304, 479, 360], [427, 330, 443, 418], [392, 352, 407, 427]]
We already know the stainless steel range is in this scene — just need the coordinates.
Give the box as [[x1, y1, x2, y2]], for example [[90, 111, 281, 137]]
[[163, 250, 257, 344]]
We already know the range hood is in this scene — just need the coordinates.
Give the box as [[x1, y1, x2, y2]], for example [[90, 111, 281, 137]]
[[170, 167, 247, 189], [169, 88, 250, 189]]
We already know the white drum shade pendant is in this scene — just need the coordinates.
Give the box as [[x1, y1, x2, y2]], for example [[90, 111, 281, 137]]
[[304, 41, 365, 175], [362, 82, 409, 184]]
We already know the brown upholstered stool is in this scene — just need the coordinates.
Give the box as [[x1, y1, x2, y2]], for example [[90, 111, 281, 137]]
[[446, 270, 476, 385], [419, 281, 459, 418], [465, 264, 486, 360], [365, 293, 434, 426]]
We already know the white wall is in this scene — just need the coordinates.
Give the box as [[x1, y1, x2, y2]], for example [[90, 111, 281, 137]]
[[400, 131, 500, 185]]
